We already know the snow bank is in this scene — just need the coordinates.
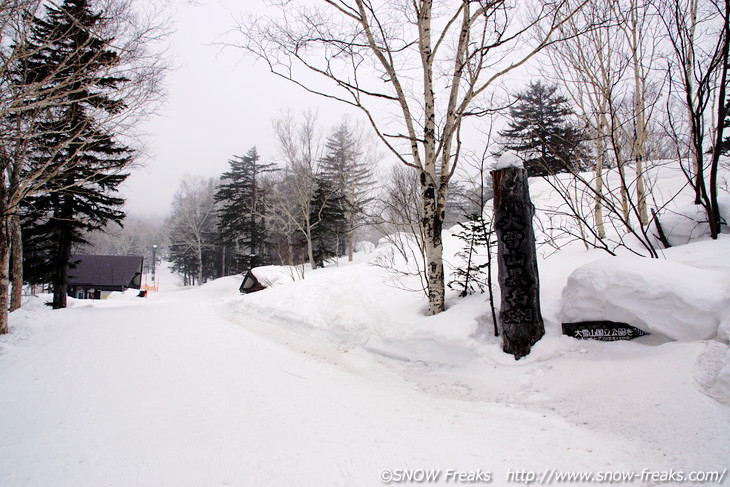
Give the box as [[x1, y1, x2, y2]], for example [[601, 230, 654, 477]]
[[105, 289, 142, 300], [718, 350, 730, 401], [250, 265, 303, 287], [523, 159, 730, 255], [658, 195, 730, 246], [560, 255, 730, 340]]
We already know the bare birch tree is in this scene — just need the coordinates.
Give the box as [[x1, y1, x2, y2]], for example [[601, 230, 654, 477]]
[[269, 110, 325, 270], [166, 176, 218, 286], [232, 0, 588, 315], [371, 164, 429, 296], [655, 0, 729, 238], [545, 0, 669, 253]]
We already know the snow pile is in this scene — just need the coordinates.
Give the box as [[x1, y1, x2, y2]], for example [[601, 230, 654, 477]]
[[560, 250, 730, 340], [718, 351, 730, 401], [658, 195, 730, 246], [250, 264, 303, 288]]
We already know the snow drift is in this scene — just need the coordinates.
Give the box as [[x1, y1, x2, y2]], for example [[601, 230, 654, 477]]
[[561, 256, 730, 340]]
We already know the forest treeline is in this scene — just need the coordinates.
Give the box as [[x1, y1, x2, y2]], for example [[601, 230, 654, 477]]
[[1, 0, 728, 333]]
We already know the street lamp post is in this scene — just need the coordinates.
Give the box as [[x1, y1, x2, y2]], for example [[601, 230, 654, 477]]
[[151, 245, 158, 282]]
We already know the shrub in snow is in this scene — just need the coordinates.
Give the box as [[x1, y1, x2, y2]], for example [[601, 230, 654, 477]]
[[560, 256, 730, 340]]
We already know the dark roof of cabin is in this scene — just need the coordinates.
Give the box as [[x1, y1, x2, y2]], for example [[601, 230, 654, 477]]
[[68, 254, 143, 288]]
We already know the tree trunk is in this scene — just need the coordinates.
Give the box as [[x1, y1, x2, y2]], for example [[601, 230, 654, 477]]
[[197, 241, 203, 285], [286, 233, 295, 266], [306, 223, 316, 270], [417, 1, 446, 316], [708, 0, 729, 239], [307, 237, 316, 270], [594, 141, 606, 240], [635, 157, 648, 225], [347, 211, 355, 262], [52, 230, 71, 310], [573, 179, 588, 250], [628, 0, 649, 227], [10, 214, 23, 312], [686, 0, 701, 204], [421, 177, 445, 315], [0, 217, 10, 335], [492, 167, 545, 359], [221, 245, 226, 277]]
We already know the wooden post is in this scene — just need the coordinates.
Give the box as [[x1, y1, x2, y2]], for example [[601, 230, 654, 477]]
[[492, 167, 545, 359]]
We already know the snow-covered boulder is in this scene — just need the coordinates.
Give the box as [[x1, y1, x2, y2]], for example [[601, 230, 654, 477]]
[[560, 256, 730, 340]]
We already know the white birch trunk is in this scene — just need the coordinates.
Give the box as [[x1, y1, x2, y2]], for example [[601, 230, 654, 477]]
[[0, 218, 10, 335]]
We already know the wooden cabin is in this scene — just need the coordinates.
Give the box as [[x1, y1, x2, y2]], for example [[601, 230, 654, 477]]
[[67, 255, 144, 300]]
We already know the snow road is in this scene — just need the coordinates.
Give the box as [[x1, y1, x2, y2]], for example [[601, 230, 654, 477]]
[[0, 267, 727, 486]]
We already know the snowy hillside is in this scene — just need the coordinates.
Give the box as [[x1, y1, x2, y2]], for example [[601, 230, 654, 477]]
[[1, 165, 729, 486]]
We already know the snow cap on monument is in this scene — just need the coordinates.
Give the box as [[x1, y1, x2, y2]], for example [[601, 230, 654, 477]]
[[493, 151, 524, 170]]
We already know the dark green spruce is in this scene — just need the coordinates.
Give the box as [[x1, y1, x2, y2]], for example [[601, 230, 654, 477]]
[[500, 81, 587, 177], [309, 177, 347, 268], [318, 122, 374, 261], [214, 147, 277, 274], [16, 0, 132, 309]]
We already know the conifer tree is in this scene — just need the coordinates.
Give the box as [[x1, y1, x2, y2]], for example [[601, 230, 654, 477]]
[[500, 81, 587, 177], [15, 0, 133, 309], [448, 213, 492, 297], [318, 122, 374, 261], [308, 177, 347, 268], [214, 147, 277, 273]]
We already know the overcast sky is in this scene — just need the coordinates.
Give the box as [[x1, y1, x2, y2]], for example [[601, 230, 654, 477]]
[[121, 0, 362, 218], [121, 0, 537, 220]]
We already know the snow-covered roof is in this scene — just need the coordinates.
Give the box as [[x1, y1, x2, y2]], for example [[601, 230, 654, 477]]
[[68, 254, 144, 290]]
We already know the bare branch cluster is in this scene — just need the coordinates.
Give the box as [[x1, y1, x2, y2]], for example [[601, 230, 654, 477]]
[[231, 0, 588, 314]]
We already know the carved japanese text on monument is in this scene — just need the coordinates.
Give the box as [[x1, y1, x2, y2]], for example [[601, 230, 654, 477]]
[[492, 167, 545, 359], [496, 207, 535, 326]]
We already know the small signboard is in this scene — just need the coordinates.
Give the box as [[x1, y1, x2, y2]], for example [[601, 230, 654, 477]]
[[562, 321, 649, 341]]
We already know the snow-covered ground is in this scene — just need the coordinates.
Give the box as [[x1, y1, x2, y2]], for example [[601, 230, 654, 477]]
[[1, 167, 729, 486]]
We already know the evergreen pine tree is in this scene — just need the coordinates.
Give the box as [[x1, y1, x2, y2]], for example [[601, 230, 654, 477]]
[[500, 81, 587, 176], [318, 122, 374, 260], [15, 0, 133, 309], [214, 147, 277, 273], [309, 177, 347, 268], [448, 213, 492, 297]]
